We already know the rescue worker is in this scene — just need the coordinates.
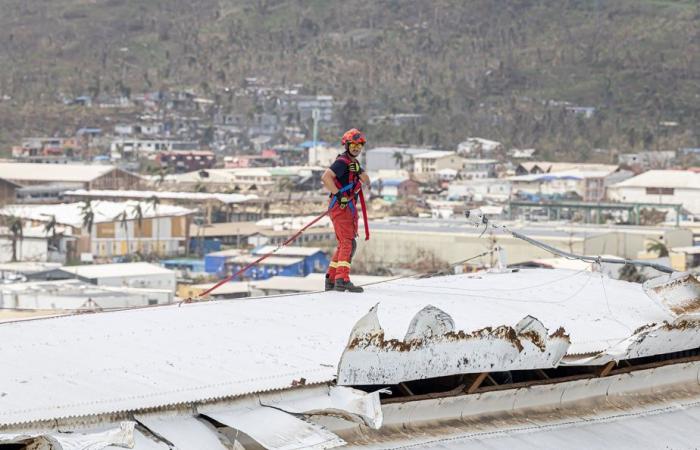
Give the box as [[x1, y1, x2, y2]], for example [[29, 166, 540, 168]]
[[321, 128, 371, 293]]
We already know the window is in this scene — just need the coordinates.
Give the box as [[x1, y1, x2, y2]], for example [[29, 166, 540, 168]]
[[96, 223, 115, 238], [646, 187, 674, 195]]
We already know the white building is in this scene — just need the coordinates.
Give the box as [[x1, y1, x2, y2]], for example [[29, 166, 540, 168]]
[[0, 201, 194, 259], [307, 145, 340, 167], [0, 279, 172, 310], [447, 178, 512, 202], [607, 170, 700, 217], [58, 262, 176, 293], [457, 137, 503, 155], [413, 151, 462, 175]]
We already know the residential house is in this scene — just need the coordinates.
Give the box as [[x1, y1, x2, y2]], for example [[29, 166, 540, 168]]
[[225, 255, 305, 280], [365, 147, 434, 171], [607, 170, 700, 218], [0, 163, 141, 191], [413, 151, 462, 177], [156, 150, 216, 173], [0, 201, 194, 260], [618, 151, 676, 172], [447, 178, 512, 202], [457, 138, 503, 156], [460, 159, 498, 179]]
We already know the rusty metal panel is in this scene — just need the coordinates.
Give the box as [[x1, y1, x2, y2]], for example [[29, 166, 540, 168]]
[[199, 406, 345, 450], [645, 272, 700, 317], [1, 268, 699, 427], [337, 305, 570, 385]]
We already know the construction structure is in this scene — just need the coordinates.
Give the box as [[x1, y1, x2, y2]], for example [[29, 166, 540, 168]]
[[0, 267, 699, 448]]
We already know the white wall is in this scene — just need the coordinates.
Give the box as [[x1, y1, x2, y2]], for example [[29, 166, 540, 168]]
[[607, 186, 700, 216], [94, 273, 176, 293], [0, 237, 48, 263]]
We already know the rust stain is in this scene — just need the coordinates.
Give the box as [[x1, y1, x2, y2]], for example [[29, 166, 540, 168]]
[[348, 325, 530, 352], [650, 273, 700, 315], [549, 327, 570, 341], [519, 330, 545, 351]]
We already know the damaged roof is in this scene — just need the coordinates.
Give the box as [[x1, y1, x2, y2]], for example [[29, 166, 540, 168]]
[[0, 268, 698, 427]]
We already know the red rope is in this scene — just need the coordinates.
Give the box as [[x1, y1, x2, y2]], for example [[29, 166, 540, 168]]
[[195, 211, 329, 299]]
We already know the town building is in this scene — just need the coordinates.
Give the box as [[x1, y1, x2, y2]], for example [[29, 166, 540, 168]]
[[607, 170, 700, 218], [0, 279, 172, 310], [57, 262, 177, 293], [413, 151, 463, 176], [0, 163, 142, 191], [156, 150, 216, 173], [365, 147, 435, 171], [0, 201, 194, 260]]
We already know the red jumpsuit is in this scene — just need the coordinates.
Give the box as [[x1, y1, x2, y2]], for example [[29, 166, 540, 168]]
[[325, 153, 368, 282]]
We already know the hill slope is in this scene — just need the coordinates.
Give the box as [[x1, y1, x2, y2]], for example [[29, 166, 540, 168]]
[[0, 0, 698, 158]]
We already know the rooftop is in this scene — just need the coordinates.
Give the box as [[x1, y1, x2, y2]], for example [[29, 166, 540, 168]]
[[66, 189, 257, 204], [0, 163, 120, 183], [252, 245, 324, 257], [413, 150, 457, 159], [0, 201, 194, 228], [611, 169, 700, 189], [0, 268, 697, 427], [59, 262, 175, 279]]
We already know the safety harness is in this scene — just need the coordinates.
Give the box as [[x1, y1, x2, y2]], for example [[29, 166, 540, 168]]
[[328, 153, 370, 240]]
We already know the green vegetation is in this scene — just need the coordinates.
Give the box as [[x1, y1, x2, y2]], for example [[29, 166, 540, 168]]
[[0, 0, 698, 159]]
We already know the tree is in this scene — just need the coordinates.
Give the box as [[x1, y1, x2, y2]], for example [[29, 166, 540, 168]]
[[646, 239, 669, 257], [9, 216, 23, 262], [619, 263, 645, 283], [115, 210, 130, 260], [392, 151, 404, 169], [133, 204, 144, 253], [80, 200, 94, 234], [43, 214, 58, 252], [149, 195, 161, 256]]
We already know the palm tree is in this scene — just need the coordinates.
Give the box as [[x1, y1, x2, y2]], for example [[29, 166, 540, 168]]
[[115, 210, 130, 260], [133, 203, 144, 253], [80, 200, 94, 232], [393, 151, 404, 169], [149, 195, 161, 256], [43, 214, 58, 252], [9, 217, 23, 262], [646, 239, 669, 257]]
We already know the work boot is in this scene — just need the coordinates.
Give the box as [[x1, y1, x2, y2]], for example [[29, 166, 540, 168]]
[[324, 275, 335, 291], [334, 279, 364, 293]]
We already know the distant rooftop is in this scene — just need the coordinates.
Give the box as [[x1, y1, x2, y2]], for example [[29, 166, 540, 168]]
[[0, 163, 119, 183], [59, 262, 174, 279]]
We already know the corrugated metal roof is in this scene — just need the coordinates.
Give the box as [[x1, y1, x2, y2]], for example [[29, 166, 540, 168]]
[[367, 398, 700, 449], [0, 163, 118, 183], [611, 170, 700, 189], [0, 201, 194, 227], [59, 262, 174, 279], [66, 189, 257, 204], [0, 269, 696, 426]]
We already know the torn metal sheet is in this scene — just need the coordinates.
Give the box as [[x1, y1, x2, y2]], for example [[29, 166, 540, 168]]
[[199, 405, 345, 450], [565, 317, 700, 365], [135, 413, 230, 450], [645, 272, 700, 317], [0, 421, 134, 450], [337, 305, 571, 385], [260, 385, 383, 429]]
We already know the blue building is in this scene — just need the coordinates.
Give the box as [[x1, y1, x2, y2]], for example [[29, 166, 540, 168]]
[[226, 255, 305, 280], [251, 246, 329, 275]]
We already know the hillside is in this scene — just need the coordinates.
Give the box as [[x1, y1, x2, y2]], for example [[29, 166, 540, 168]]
[[0, 0, 698, 159]]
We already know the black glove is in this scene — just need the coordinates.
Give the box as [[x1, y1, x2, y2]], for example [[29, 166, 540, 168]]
[[348, 161, 361, 173], [336, 194, 350, 209]]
